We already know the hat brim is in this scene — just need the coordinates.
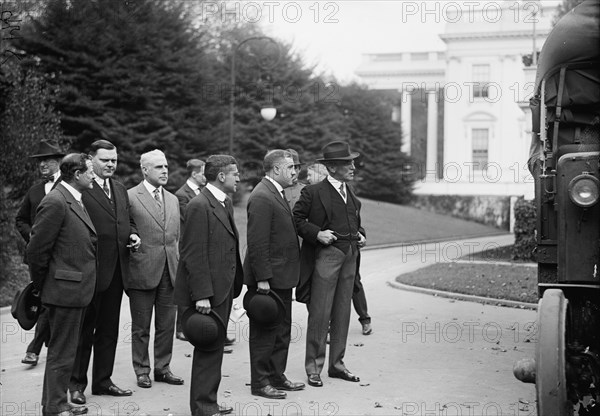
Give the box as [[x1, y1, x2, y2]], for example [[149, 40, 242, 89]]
[[29, 153, 65, 159], [181, 308, 227, 352], [316, 152, 360, 162], [244, 288, 285, 328], [12, 282, 41, 331]]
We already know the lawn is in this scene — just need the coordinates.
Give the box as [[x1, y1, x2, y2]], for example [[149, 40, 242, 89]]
[[395, 245, 538, 303]]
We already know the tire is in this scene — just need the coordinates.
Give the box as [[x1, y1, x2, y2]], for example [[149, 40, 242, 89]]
[[536, 289, 572, 416]]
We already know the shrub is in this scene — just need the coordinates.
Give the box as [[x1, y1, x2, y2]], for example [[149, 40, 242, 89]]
[[512, 198, 536, 261]]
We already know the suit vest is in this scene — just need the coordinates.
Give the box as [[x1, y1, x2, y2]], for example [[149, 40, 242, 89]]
[[328, 185, 359, 254]]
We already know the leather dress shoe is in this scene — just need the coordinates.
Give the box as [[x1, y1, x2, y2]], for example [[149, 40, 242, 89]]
[[176, 331, 187, 341], [251, 384, 287, 399], [92, 384, 132, 396], [329, 370, 360, 382], [223, 346, 233, 354], [154, 371, 184, 385], [272, 379, 305, 391], [307, 374, 323, 387], [218, 405, 233, 414], [22, 352, 39, 365], [362, 322, 373, 335], [71, 390, 86, 405], [70, 406, 88, 416], [55, 405, 87, 416], [137, 374, 152, 388]]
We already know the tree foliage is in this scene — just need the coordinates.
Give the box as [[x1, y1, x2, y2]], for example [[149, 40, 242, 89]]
[[12, 0, 415, 201]]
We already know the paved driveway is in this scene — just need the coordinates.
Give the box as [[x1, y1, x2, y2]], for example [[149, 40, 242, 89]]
[[0, 234, 537, 415]]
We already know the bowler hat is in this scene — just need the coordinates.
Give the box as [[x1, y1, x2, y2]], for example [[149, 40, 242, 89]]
[[316, 141, 360, 162], [11, 282, 42, 330], [286, 149, 304, 166], [243, 288, 285, 327], [181, 307, 226, 351], [30, 141, 65, 159]]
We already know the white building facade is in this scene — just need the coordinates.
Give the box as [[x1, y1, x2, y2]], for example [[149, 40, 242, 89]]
[[356, 0, 559, 200]]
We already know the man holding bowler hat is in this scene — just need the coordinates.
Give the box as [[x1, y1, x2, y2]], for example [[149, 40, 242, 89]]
[[244, 149, 304, 399], [293, 140, 366, 388]]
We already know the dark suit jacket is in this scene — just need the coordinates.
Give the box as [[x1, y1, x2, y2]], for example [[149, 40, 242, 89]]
[[27, 183, 97, 308], [16, 178, 61, 243], [83, 179, 138, 293], [175, 182, 197, 226], [243, 178, 300, 290], [292, 179, 365, 303], [174, 187, 243, 308], [126, 182, 180, 290]]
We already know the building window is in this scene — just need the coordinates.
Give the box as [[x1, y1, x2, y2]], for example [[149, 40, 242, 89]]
[[472, 64, 490, 98], [472, 128, 489, 169], [410, 52, 429, 61]]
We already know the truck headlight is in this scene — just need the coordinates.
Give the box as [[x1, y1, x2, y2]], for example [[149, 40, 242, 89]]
[[568, 174, 600, 207]]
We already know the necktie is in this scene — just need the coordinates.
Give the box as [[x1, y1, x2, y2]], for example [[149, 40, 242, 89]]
[[44, 175, 55, 183], [281, 190, 287, 202], [78, 200, 91, 220], [339, 184, 346, 200], [154, 188, 164, 223], [103, 179, 110, 198]]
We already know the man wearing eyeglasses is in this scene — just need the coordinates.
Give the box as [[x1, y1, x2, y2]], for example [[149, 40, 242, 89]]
[[293, 140, 366, 388]]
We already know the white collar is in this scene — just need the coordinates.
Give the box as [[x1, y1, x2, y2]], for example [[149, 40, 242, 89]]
[[143, 179, 161, 196], [186, 179, 200, 192], [94, 176, 109, 187], [327, 175, 344, 190], [265, 175, 284, 194], [61, 181, 82, 202], [205, 183, 227, 204]]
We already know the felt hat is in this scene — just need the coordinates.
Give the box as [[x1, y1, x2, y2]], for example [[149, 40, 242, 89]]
[[243, 288, 285, 328], [30, 141, 65, 159], [286, 148, 304, 166], [316, 141, 359, 162], [181, 307, 227, 352], [11, 282, 42, 331]]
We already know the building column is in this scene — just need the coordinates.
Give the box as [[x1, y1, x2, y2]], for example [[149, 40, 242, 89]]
[[401, 90, 412, 155], [426, 90, 438, 179]]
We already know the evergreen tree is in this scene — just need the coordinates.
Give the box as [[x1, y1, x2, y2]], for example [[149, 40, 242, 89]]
[[15, 0, 221, 187], [553, 0, 586, 25]]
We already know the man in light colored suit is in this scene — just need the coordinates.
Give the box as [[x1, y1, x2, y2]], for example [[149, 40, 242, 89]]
[[174, 154, 243, 416], [244, 150, 304, 399], [27, 153, 97, 416], [126, 149, 183, 389]]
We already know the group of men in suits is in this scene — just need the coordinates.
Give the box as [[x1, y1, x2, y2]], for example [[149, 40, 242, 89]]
[[19, 141, 186, 416], [19, 139, 368, 416]]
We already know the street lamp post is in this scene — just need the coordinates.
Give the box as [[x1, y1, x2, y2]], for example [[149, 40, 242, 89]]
[[228, 36, 280, 154]]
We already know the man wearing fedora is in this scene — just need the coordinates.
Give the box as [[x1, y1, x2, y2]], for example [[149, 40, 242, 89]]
[[244, 149, 304, 399], [293, 140, 366, 388], [27, 153, 97, 416], [283, 148, 306, 209], [174, 154, 243, 416], [69, 140, 141, 404], [16, 140, 65, 366]]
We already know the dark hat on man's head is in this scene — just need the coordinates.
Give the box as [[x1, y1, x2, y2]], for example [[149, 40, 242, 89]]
[[181, 308, 227, 352], [243, 288, 285, 328], [11, 282, 42, 330], [316, 141, 360, 162], [286, 148, 304, 166], [29, 141, 65, 159]]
